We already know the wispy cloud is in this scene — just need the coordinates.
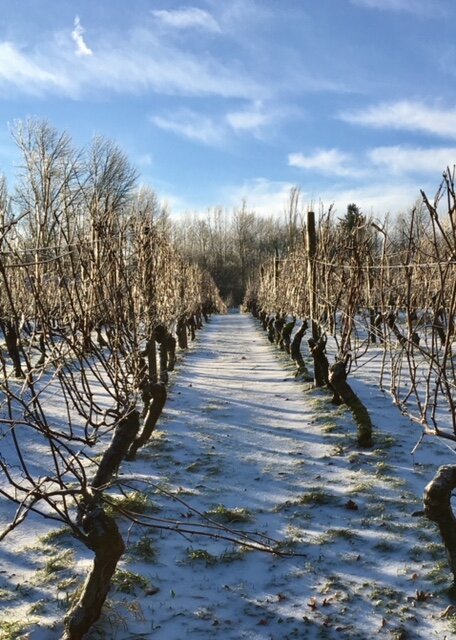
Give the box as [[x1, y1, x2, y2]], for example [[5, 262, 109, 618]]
[[350, 0, 444, 16], [72, 16, 92, 57], [151, 110, 224, 146], [151, 101, 284, 146], [0, 41, 69, 95], [137, 153, 153, 167], [151, 7, 221, 32], [288, 148, 358, 177], [284, 143, 452, 216], [225, 101, 280, 137], [320, 181, 423, 216], [223, 176, 421, 217], [340, 101, 456, 139], [369, 145, 456, 174], [0, 26, 262, 100], [223, 178, 298, 216], [289, 143, 455, 180], [226, 108, 270, 132]]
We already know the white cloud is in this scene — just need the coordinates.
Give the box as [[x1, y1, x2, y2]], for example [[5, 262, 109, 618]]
[[151, 101, 284, 146], [0, 27, 262, 100], [72, 16, 93, 57], [288, 148, 357, 177], [226, 109, 270, 132], [151, 110, 224, 146], [340, 101, 456, 139], [369, 145, 456, 174], [319, 182, 422, 216], [151, 7, 221, 32], [137, 153, 153, 167], [225, 101, 278, 137], [168, 170, 434, 219], [0, 41, 69, 94], [223, 178, 299, 217], [221, 176, 421, 218], [284, 143, 451, 215]]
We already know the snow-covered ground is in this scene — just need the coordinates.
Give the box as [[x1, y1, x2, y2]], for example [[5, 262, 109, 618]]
[[1, 312, 455, 639]]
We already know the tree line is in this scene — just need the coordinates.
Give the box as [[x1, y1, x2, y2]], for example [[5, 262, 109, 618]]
[[172, 186, 305, 305]]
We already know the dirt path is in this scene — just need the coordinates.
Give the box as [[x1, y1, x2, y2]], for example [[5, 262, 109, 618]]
[[107, 312, 451, 640]]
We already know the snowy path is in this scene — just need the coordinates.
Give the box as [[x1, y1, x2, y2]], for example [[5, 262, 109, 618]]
[[1, 312, 453, 639], [112, 313, 451, 640]]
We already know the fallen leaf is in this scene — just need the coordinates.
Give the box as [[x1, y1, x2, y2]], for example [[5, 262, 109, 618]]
[[441, 605, 456, 618], [407, 589, 432, 603]]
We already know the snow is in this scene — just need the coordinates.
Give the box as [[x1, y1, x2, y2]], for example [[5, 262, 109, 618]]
[[1, 311, 455, 639]]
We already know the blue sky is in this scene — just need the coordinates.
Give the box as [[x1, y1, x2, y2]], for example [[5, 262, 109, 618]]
[[0, 0, 455, 218]]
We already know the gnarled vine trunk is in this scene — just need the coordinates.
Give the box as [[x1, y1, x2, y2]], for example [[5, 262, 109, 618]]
[[63, 509, 125, 640], [423, 465, 456, 583], [328, 361, 373, 447], [126, 384, 167, 460], [64, 412, 139, 639], [281, 317, 295, 354], [291, 321, 310, 378], [308, 335, 330, 389]]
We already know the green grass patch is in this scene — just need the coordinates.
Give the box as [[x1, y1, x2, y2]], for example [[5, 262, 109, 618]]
[[318, 528, 360, 545], [39, 527, 73, 545], [350, 480, 375, 495], [105, 491, 159, 517], [28, 599, 49, 614], [375, 461, 392, 476], [376, 435, 396, 450], [374, 540, 398, 553], [129, 536, 158, 563], [186, 548, 217, 565], [112, 569, 149, 594], [205, 504, 253, 524], [0, 619, 31, 639], [42, 550, 75, 576], [185, 546, 246, 566], [296, 488, 337, 506], [425, 560, 450, 585]]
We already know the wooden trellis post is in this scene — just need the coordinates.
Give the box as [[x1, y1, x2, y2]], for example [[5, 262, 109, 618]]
[[306, 210, 318, 341]]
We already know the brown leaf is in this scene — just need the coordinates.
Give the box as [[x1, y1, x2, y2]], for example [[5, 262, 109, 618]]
[[408, 589, 433, 603], [441, 605, 456, 618], [345, 499, 358, 511], [307, 597, 318, 610]]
